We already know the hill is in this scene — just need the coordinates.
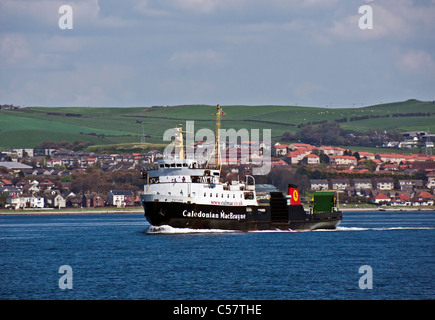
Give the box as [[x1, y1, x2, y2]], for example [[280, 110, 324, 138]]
[[0, 100, 434, 150]]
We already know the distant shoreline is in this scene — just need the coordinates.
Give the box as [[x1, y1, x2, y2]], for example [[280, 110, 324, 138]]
[[1, 206, 434, 215], [341, 207, 435, 212], [0, 207, 144, 216]]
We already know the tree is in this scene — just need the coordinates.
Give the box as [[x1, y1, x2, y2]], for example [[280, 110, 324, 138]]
[[363, 159, 377, 172], [281, 131, 296, 141], [319, 153, 329, 164], [61, 175, 73, 182], [267, 166, 309, 193], [0, 192, 10, 208]]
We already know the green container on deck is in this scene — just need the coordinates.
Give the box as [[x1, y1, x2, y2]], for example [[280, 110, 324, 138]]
[[313, 191, 336, 213]]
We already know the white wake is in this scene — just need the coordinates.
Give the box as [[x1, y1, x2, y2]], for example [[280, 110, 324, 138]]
[[146, 225, 240, 234], [314, 226, 434, 232], [145, 225, 433, 234]]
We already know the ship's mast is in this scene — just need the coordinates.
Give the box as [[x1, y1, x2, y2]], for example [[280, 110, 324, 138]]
[[212, 104, 226, 166], [174, 124, 185, 159]]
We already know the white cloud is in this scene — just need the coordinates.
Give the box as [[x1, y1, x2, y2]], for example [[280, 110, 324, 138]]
[[0, 34, 31, 64], [396, 49, 435, 75], [169, 49, 227, 70], [0, 0, 101, 28], [0, 0, 59, 24], [291, 82, 327, 101], [135, 0, 342, 17], [1, 0, 435, 107], [0, 0, 132, 31], [318, 1, 435, 44], [7, 62, 136, 107], [299, 0, 340, 8]]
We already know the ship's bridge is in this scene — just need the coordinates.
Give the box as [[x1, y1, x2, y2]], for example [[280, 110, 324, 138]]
[[144, 159, 220, 184], [157, 158, 200, 170]]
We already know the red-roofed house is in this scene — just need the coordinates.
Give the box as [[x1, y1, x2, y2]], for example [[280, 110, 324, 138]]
[[391, 193, 411, 206], [371, 193, 391, 204], [302, 154, 320, 164], [328, 155, 357, 166], [46, 158, 62, 167], [285, 148, 312, 164], [358, 152, 376, 160], [411, 192, 435, 206], [6, 193, 19, 209], [289, 143, 315, 151], [0, 179, 13, 186], [87, 158, 97, 165], [39, 179, 55, 190], [271, 158, 287, 167], [412, 154, 433, 162], [375, 153, 406, 164], [380, 163, 400, 172], [319, 146, 345, 156], [274, 143, 289, 156]]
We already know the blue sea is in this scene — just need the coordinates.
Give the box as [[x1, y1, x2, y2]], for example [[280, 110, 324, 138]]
[[0, 211, 434, 300]]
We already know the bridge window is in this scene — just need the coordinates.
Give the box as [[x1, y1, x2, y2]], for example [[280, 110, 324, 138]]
[[244, 192, 254, 200]]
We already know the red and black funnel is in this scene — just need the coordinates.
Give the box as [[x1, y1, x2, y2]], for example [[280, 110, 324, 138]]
[[288, 184, 301, 205]]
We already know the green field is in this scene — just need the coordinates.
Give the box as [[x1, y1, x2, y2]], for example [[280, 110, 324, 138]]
[[1, 99, 434, 149]]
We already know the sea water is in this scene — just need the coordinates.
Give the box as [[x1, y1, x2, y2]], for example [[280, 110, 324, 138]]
[[0, 211, 434, 300]]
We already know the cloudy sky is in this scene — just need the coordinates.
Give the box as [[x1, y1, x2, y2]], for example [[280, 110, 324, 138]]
[[1, 0, 434, 108]]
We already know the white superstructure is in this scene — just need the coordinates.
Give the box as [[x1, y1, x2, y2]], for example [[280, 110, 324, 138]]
[[142, 158, 257, 207]]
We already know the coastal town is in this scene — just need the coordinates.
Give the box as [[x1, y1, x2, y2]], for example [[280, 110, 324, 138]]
[[1, 133, 434, 211]]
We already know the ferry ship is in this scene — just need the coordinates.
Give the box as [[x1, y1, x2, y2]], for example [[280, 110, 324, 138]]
[[140, 105, 342, 231]]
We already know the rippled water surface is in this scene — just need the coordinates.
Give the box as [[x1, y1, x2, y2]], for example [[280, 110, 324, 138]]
[[0, 211, 434, 299]]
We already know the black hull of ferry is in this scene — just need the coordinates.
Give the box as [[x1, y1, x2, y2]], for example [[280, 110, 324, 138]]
[[142, 201, 342, 231]]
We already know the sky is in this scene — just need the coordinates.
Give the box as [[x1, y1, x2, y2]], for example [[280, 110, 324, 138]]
[[1, 0, 434, 108]]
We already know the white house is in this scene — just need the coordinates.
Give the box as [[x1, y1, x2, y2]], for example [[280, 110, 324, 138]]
[[7, 194, 45, 209], [274, 143, 289, 156], [319, 146, 345, 156], [352, 179, 372, 190], [328, 155, 357, 166], [54, 194, 66, 208], [371, 193, 391, 204], [107, 190, 134, 207], [331, 179, 350, 190], [426, 172, 435, 190], [373, 178, 394, 190], [310, 179, 329, 191], [302, 154, 320, 164]]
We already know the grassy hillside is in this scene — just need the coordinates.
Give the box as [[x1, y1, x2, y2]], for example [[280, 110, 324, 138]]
[[1, 100, 434, 149]]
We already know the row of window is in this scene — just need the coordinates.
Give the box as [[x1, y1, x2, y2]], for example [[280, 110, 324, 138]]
[[204, 192, 241, 199], [201, 192, 254, 200]]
